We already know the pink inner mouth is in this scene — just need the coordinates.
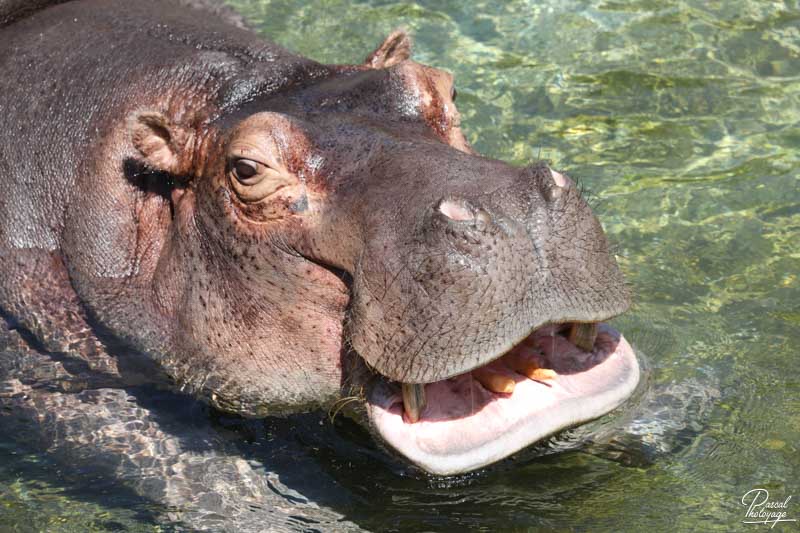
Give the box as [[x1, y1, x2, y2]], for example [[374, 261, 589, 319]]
[[366, 323, 640, 475]]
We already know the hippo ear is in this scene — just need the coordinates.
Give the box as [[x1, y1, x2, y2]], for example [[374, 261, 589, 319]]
[[129, 111, 194, 176], [365, 29, 412, 68]]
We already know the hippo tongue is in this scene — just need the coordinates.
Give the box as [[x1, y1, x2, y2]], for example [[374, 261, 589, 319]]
[[366, 324, 640, 475]]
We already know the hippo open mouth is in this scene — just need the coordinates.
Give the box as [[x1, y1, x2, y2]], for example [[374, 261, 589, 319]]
[[364, 322, 639, 475]]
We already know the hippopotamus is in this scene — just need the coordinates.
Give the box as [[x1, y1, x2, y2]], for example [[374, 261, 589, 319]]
[[0, 0, 714, 529]]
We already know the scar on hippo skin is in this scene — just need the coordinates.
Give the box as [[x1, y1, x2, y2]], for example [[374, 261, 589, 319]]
[[290, 194, 309, 213]]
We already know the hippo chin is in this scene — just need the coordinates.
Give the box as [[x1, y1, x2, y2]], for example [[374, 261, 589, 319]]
[[0, 0, 638, 478], [364, 325, 639, 475]]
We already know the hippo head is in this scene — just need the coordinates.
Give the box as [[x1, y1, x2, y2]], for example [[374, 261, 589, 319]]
[[128, 32, 639, 475]]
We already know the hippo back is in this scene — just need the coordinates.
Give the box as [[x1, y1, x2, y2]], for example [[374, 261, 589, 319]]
[[0, 0, 250, 28], [0, 0, 69, 27]]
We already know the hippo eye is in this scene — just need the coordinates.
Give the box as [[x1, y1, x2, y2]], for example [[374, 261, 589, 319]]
[[228, 154, 294, 204], [232, 158, 261, 182]]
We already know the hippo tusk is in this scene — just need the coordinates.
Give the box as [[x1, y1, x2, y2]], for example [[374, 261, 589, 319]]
[[401, 383, 427, 423], [569, 322, 598, 352], [472, 367, 516, 393]]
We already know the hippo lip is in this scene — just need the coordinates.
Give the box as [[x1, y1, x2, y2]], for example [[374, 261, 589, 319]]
[[364, 322, 640, 475]]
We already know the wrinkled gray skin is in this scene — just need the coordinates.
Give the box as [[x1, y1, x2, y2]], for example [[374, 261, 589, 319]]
[[0, 0, 629, 416], [0, 1, 716, 530]]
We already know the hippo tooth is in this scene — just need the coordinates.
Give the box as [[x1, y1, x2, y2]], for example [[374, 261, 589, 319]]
[[401, 383, 427, 423], [513, 359, 558, 381], [529, 368, 558, 381], [472, 367, 516, 394], [568, 322, 598, 352], [506, 350, 557, 381]]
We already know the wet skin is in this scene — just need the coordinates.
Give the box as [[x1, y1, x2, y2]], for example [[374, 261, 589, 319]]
[[0, 0, 638, 475]]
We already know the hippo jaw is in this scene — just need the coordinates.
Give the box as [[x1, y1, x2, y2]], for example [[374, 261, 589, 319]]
[[362, 322, 639, 476]]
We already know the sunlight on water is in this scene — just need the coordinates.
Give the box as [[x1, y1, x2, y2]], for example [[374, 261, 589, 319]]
[[2, 0, 798, 530], [0, 444, 165, 532]]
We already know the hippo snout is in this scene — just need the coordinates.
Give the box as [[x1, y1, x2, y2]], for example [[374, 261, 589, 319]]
[[329, 153, 627, 385]]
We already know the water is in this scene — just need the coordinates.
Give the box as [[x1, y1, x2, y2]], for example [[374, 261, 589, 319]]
[[2, 0, 799, 530]]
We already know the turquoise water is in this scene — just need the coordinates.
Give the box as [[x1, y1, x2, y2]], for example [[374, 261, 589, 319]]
[[2, 0, 799, 530]]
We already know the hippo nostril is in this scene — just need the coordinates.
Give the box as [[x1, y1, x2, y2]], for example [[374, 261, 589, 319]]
[[475, 208, 491, 225], [540, 167, 568, 201], [550, 169, 567, 188], [438, 199, 474, 221]]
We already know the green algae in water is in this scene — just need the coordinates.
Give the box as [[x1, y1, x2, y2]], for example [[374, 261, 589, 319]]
[[2, 0, 799, 530]]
